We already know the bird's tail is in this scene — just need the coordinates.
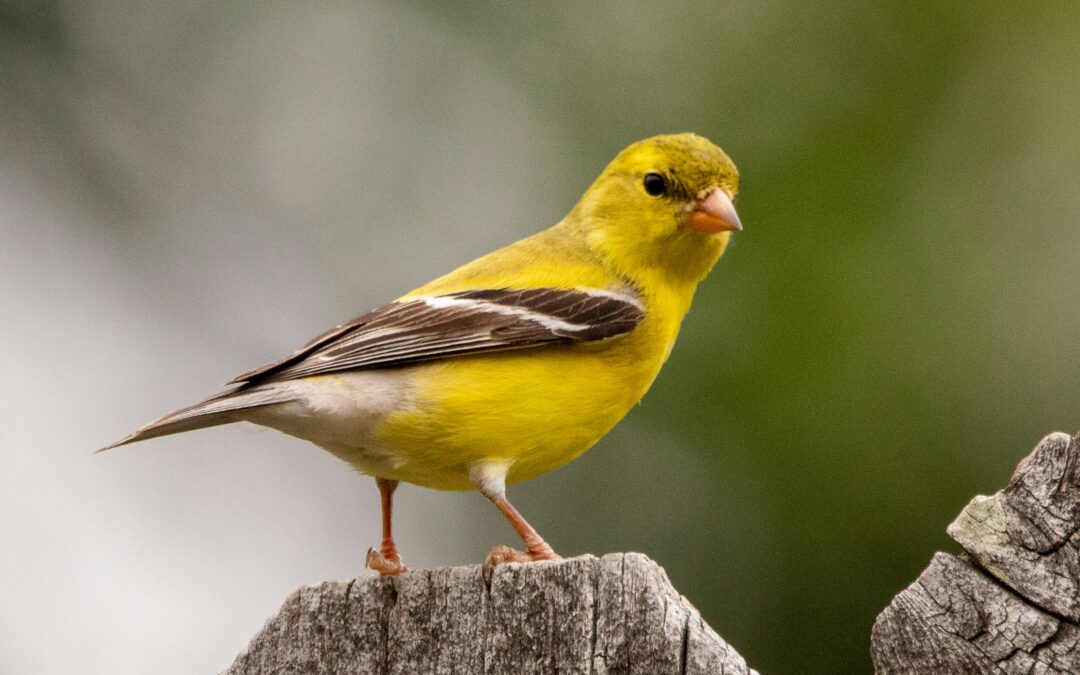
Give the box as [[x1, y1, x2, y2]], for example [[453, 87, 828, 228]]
[[98, 386, 295, 452]]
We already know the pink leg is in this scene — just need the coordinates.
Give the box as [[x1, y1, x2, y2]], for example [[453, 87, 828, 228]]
[[471, 466, 560, 579], [365, 478, 408, 576]]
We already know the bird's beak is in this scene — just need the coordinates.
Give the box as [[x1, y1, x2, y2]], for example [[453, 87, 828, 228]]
[[685, 188, 742, 234]]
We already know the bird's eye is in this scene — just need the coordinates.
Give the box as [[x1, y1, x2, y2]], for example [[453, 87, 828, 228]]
[[643, 172, 667, 197]]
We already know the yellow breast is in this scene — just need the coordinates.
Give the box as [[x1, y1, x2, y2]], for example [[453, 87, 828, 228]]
[[372, 288, 688, 490]]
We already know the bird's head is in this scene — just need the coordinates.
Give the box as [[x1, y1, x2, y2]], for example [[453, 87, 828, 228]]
[[570, 133, 741, 287]]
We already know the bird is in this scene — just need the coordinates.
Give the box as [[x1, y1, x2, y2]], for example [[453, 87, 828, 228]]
[[102, 132, 742, 577]]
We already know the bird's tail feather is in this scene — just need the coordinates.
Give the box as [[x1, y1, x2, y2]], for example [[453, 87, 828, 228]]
[[98, 386, 295, 452]]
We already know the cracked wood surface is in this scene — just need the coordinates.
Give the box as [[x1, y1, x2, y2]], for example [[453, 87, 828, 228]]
[[872, 431, 1080, 673], [226, 552, 757, 675]]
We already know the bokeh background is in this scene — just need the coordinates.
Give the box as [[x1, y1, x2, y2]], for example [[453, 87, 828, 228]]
[[4, 2, 1080, 673]]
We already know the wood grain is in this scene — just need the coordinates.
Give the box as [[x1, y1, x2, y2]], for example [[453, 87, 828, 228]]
[[227, 552, 757, 675], [872, 432, 1080, 673]]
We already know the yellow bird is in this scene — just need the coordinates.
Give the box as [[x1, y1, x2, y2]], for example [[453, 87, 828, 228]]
[[103, 133, 742, 576]]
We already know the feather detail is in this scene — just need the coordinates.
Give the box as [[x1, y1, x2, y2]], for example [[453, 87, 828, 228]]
[[97, 386, 296, 451], [227, 287, 644, 387]]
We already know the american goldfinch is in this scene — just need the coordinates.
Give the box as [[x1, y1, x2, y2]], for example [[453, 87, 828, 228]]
[[103, 133, 742, 576]]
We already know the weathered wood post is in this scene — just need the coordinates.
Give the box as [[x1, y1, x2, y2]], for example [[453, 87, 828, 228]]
[[227, 552, 757, 674], [228, 432, 1080, 673], [872, 431, 1080, 673]]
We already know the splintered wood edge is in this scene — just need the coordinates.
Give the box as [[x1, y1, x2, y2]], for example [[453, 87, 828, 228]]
[[872, 431, 1080, 673]]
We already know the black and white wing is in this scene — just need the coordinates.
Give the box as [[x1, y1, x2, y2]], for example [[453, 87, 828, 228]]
[[99, 286, 644, 451], [228, 287, 645, 388]]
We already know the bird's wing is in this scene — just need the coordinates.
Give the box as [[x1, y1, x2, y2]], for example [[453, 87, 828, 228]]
[[228, 287, 644, 387]]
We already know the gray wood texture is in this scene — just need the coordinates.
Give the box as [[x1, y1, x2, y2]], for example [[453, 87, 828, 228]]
[[872, 431, 1080, 673], [227, 552, 757, 675]]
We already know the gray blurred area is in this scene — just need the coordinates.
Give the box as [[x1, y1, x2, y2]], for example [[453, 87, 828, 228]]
[[3, 2, 1080, 673]]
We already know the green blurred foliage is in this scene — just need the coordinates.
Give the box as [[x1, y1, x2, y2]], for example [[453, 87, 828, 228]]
[[5, 1, 1080, 672]]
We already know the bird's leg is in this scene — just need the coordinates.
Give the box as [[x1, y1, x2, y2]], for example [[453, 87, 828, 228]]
[[365, 477, 408, 576], [471, 464, 560, 580]]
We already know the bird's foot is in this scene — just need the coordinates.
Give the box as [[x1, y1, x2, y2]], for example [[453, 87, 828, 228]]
[[366, 545, 408, 576], [482, 543, 561, 583]]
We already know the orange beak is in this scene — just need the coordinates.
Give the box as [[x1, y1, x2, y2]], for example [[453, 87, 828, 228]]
[[685, 188, 742, 234]]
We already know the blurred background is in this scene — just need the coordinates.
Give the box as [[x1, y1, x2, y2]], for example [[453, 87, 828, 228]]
[[3, 2, 1080, 673]]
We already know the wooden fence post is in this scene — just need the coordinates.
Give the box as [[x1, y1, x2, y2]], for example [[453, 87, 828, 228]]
[[229, 432, 1080, 673], [227, 552, 757, 674], [872, 431, 1080, 673]]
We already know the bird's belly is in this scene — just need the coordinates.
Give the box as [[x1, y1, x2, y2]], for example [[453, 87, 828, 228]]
[[375, 346, 657, 490], [239, 343, 661, 491]]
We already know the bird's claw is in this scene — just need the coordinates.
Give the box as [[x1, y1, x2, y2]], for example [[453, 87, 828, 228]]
[[366, 546, 408, 576], [482, 543, 561, 583]]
